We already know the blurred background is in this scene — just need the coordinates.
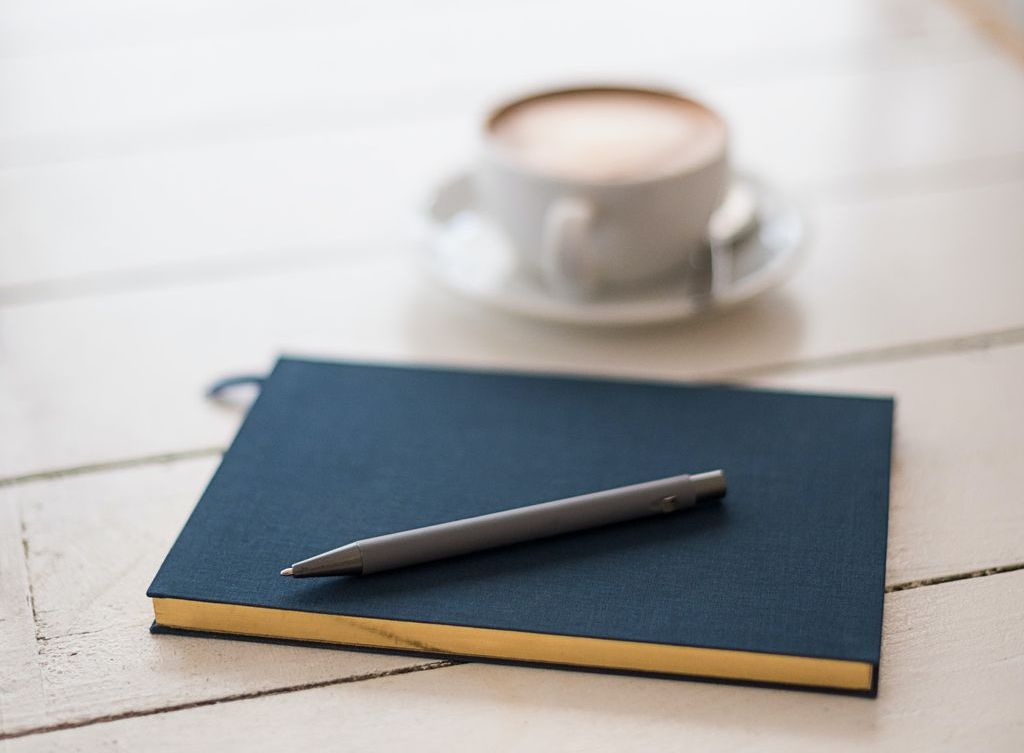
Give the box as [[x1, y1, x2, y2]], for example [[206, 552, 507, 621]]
[[1, 0, 1022, 476]]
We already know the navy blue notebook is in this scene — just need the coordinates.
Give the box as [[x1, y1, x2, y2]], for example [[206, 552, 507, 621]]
[[149, 357, 893, 695]]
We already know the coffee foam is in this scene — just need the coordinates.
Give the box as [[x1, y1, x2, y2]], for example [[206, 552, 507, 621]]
[[489, 89, 725, 182]]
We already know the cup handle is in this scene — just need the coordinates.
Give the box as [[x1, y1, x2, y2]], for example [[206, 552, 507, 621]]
[[540, 197, 598, 295]]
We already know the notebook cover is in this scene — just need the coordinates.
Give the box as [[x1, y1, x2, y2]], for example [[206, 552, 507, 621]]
[[148, 357, 893, 695]]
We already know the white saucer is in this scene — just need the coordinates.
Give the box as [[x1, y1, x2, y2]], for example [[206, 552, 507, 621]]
[[422, 171, 804, 326]]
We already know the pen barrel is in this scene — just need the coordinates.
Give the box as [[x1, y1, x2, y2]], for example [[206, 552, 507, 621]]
[[355, 473, 703, 574]]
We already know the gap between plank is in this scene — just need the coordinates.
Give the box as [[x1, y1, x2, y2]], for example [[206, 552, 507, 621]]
[[0, 447, 225, 489], [713, 326, 1024, 379], [17, 512, 42, 641], [0, 242, 392, 308], [0, 660, 460, 742], [0, 152, 1020, 310], [885, 561, 1024, 592], [3, 563, 1023, 742], [2, 325, 1023, 491]]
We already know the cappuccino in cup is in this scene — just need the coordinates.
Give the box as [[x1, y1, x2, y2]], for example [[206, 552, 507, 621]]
[[476, 86, 730, 295], [489, 89, 726, 183]]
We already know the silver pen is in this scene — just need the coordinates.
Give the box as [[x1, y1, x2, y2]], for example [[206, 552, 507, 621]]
[[281, 470, 726, 577]]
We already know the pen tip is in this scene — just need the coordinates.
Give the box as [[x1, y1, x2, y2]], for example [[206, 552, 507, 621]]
[[280, 567, 294, 577]]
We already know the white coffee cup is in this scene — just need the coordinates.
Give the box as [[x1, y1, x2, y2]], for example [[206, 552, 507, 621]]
[[475, 85, 730, 296]]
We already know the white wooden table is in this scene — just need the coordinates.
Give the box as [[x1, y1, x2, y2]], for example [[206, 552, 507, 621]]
[[2, 1, 1023, 749]]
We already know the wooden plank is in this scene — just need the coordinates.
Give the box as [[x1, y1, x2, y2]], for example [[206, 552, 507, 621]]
[[0, 0, 987, 160], [1, 54, 1020, 290], [0, 0, 974, 59], [1, 178, 1023, 478], [0, 499, 46, 737], [716, 55, 1024, 186], [2, 343, 1022, 737], [9, 570, 1023, 750], [0, 458, 427, 738], [0, 117, 467, 291]]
